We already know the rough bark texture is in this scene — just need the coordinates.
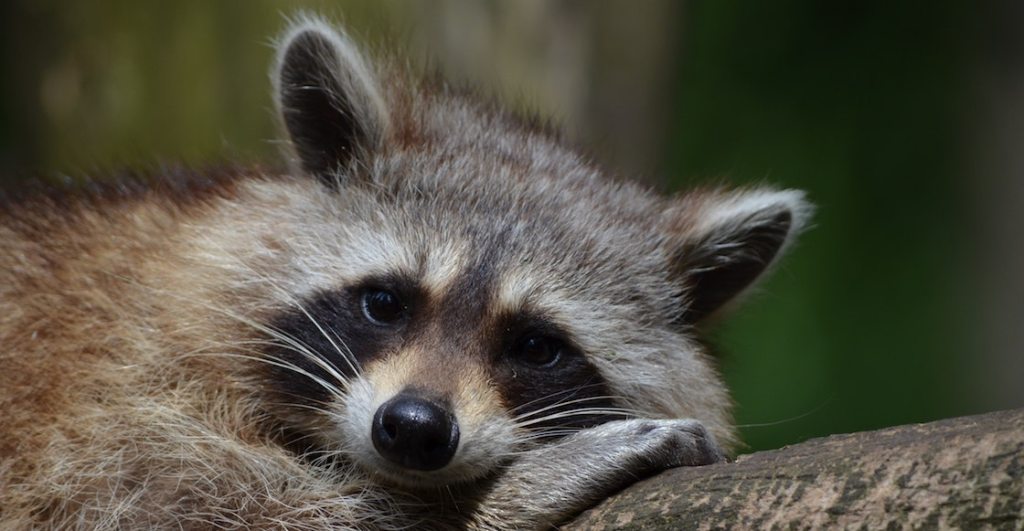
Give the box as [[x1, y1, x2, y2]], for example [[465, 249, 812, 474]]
[[567, 409, 1024, 530]]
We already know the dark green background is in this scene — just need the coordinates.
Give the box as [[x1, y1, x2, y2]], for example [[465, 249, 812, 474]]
[[673, 2, 978, 451], [1, 1, 1010, 453]]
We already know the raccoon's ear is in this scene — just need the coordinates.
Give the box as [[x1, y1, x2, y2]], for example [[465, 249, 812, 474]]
[[665, 189, 811, 324], [273, 17, 388, 184]]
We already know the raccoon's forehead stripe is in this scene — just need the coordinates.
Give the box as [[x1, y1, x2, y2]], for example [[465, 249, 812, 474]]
[[493, 269, 580, 328], [328, 223, 417, 279], [328, 219, 468, 297], [421, 239, 470, 298], [494, 269, 537, 311]]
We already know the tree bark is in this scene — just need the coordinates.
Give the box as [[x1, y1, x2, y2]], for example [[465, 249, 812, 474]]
[[566, 409, 1024, 529]]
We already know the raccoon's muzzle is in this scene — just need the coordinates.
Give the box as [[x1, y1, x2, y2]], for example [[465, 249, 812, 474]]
[[372, 391, 460, 471]]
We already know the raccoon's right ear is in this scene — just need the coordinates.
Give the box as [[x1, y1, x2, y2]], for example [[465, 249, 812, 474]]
[[273, 17, 388, 185], [664, 189, 812, 324]]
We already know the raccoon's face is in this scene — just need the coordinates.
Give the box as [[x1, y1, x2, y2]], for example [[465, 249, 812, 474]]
[[256, 18, 809, 488]]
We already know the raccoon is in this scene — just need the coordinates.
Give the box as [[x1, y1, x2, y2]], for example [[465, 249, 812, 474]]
[[0, 16, 810, 530]]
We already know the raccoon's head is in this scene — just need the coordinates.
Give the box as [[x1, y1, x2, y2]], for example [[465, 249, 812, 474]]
[[256, 17, 810, 488]]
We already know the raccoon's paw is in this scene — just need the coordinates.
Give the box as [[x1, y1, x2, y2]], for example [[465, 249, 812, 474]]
[[607, 417, 726, 471], [465, 418, 724, 530]]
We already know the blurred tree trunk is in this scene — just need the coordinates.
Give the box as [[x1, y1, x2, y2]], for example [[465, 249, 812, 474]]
[[397, 0, 683, 185], [567, 408, 1024, 529]]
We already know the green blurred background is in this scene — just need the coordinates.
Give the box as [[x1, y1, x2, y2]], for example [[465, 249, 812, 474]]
[[2, 1, 1020, 453]]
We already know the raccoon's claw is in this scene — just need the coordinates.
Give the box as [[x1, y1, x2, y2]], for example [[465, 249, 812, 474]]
[[466, 418, 724, 530], [626, 418, 726, 468]]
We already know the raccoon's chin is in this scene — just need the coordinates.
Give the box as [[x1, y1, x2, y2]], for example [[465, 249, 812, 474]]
[[356, 452, 498, 490], [281, 429, 496, 488]]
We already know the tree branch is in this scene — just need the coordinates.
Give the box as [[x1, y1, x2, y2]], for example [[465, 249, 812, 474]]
[[567, 409, 1024, 529]]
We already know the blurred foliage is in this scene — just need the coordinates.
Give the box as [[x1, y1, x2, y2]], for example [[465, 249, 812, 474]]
[[0, 1, 1000, 453], [0, 0, 394, 176]]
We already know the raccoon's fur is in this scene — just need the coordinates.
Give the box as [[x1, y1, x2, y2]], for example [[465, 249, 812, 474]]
[[0, 16, 810, 530]]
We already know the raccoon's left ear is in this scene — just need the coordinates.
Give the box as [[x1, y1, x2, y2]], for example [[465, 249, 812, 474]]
[[664, 189, 812, 324], [273, 17, 388, 184]]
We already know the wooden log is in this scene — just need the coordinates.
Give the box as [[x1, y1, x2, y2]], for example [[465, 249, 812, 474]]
[[567, 409, 1024, 529]]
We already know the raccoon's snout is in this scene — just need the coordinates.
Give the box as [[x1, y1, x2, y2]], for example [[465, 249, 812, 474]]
[[372, 393, 460, 471]]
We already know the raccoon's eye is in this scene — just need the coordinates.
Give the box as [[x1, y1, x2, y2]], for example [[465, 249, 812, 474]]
[[514, 335, 566, 368], [361, 289, 406, 325]]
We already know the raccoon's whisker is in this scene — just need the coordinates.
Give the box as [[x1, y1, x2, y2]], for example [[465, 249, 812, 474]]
[[195, 235, 362, 378], [113, 273, 354, 390], [512, 407, 641, 430], [734, 398, 832, 429], [186, 337, 333, 384], [209, 336, 352, 393], [511, 399, 616, 425], [181, 348, 344, 401], [320, 325, 360, 375], [274, 294, 360, 380], [512, 429, 580, 442], [231, 334, 345, 380], [510, 394, 635, 423], [516, 407, 634, 427], [508, 383, 612, 414], [198, 306, 352, 388]]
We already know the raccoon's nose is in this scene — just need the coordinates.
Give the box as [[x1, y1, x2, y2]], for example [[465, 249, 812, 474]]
[[372, 394, 460, 471]]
